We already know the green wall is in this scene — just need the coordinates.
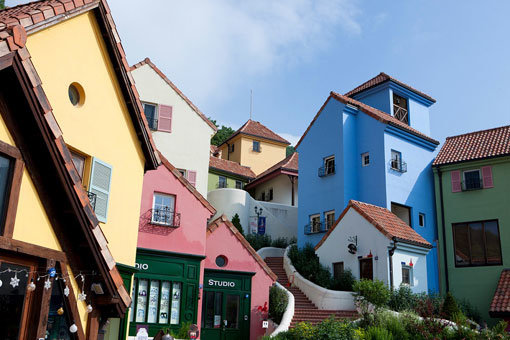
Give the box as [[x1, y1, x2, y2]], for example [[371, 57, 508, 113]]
[[208, 170, 249, 192], [434, 156, 510, 324]]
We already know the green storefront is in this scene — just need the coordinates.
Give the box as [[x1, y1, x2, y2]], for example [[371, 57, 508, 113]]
[[129, 248, 203, 336], [201, 269, 253, 340]]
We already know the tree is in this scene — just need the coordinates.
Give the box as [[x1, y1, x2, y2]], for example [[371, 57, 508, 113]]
[[209, 118, 236, 146], [231, 213, 244, 235], [0, 0, 5, 9], [286, 146, 295, 157]]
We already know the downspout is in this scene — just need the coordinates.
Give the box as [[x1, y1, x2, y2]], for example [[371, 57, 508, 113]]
[[227, 142, 230, 160], [288, 175, 295, 206], [389, 237, 397, 290], [437, 168, 450, 292]]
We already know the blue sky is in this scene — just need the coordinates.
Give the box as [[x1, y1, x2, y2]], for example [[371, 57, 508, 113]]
[[7, 0, 510, 145]]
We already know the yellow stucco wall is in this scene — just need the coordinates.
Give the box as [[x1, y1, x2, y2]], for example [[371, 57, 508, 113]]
[[219, 136, 242, 163], [25, 12, 146, 267], [239, 136, 286, 175]]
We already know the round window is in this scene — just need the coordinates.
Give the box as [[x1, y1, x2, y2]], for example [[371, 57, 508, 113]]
[[215, 255, 227, 268], [68, 83, 85, 107]]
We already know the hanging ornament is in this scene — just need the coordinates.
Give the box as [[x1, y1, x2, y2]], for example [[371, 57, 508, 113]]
[[57, 307, 64, 315], [69, 323, 78, 333], [27, 280, 36, 292], [48, 267, 56, 278], [78, 291, 87, 301], [44, 278, 52, 290], [86, 304, 93, 313], [64, 285, 70, 297], [10, 273, 20, 288]]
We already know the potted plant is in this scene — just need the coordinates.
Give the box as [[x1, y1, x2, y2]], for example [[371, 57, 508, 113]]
[[161, 328, 173, 340]]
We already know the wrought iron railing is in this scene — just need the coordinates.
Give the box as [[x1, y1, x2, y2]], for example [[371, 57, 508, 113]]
[[87, 191, 97, 211], [318, 163, 335, 177], [304, 222, 326, 235], [462, 179, 483, 191], [393, 105, 409, 125], [148, 208, 181, 227], [390, 159, 407, 173]]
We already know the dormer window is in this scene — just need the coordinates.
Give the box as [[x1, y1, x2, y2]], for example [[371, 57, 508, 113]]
[[393, 93, 409, 125]]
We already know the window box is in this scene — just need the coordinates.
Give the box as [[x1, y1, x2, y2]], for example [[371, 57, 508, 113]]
[[149, 208, 181, 228]]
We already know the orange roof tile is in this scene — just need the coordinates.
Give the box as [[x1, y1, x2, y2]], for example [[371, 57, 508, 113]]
[[131, 58, 217, 131], [209, 156, 256, 179], [207, 215, 277, 282], [490, 269, 510, 316], [433, 125, 510, 166], [295, 92, 439, 149], [316, 200, 431, 250], [219, 119, 290, 147], [345, 72, 436, 103], [245, 152, 297, 190]]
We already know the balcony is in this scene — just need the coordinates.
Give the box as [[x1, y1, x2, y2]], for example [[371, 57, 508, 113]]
[[318, 164, 335, 177], [87, 191, 97, 211], [393, 105, 409, 125], [147, 208, 181, 228], [390, 159, 407, 173], [304, 222, 327, 235], [216, 182, 228, 189], [462, 179, 483, 191]]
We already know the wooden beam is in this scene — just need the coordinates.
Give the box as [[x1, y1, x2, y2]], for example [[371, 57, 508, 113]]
[[0, 236, 67, 261], [86, 309, 100, 340], [36, 258, 56, 338]]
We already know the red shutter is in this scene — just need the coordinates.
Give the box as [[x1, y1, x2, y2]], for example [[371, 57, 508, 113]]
[[158, 105, 172, 132], [187, 170, 197, 187], [482, 166, 494, 188], [451, 170, 461, 192]]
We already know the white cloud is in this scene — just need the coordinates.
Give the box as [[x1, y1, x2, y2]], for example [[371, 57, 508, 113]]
[[108, 0, 361, 104]]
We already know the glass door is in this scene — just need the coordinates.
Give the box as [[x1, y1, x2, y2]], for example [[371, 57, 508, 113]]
[[201, 292, 245, 340]]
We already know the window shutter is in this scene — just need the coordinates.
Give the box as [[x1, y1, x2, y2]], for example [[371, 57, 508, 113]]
[[158, 105, 172, 132], [482, 166, 494, 188], [451, 170, 461, 193], [89, 158, 113, 222], [187, 170, 197, 187]]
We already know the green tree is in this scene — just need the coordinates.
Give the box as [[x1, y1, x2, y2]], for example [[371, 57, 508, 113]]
[[286, 146, 295, 157], [441, 292, 461, 320], [231, 213, 244, 235], [209, 118, 236, 146], [0, 0, 5, 10]]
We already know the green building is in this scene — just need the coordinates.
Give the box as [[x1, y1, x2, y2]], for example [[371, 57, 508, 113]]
[[433, 125, 510, 324], [208, 156, 256, 192]]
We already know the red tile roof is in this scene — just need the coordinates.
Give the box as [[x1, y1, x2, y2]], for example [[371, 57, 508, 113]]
[[295, 92, 439, 149], [207, 215, 277, 282], [490, 269, 510, 317], [345, 72, 436, 103], [209, 156, 256, 180], [210, 144, 219, 156], [244, 152, 297, 190], [219, 119, 290, 147], [433, 125, 510, 166], [316, 200, 432, 250], [131, 58, 217, 131]]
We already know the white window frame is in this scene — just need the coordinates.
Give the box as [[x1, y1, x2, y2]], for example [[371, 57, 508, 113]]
[[142, 102, 159, 130], [310, 214, 321, 233], [324, 210, 335, 230], [235, 180, 243, 189], [218, 176, 227, 188], [462, 169, 482, 190], [401, 265, 413, 286], [324, 156, 335, 175], [151, 193, 176, 226], [361, 152, 370, 167], [178, 169, 187, 178], [418, 213, 425, 227]]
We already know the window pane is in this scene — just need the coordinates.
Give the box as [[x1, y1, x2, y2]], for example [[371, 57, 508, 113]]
[[453, 224, 470, 265], [159, 281, 171, 324], [202, 291, 215, 328], [130, 279, 136, 322], [214, 292, 223, 328], [170, 282, 182, 325], [469, 223, 485, 264], [0, 155, 11, 232], [485, 221, 502, 264], [148, 280, 159, 323], [136, 279, 148, 322], [402, 267, 410, 285], [70, 152, 85, 179], [46, 278, 72, 340], [225, 295, 240, 329], [0, 262, 29, 340]]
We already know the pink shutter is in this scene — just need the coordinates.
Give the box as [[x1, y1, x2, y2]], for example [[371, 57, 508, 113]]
[[451, 170, 461, 192], [482, 166, 494, 188], [158, 105, 172, 132], [187, 170, 197, 187]]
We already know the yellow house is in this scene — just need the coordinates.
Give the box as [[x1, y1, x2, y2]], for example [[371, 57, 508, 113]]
[[0, 1, 158, 339], [217, 119, 290, 175]]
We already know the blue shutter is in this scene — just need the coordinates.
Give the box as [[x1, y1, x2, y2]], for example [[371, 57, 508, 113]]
[[89, 158, 112, 223]]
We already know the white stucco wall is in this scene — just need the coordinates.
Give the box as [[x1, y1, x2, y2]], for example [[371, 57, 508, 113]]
[[391, 244, 429, 293], [252, 174, 298, 206], [132, 64, 215, 197], [207, 188, 297, 240]]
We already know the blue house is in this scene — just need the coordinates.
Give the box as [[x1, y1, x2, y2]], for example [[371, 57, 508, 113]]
[[295, 73, 440, 292]]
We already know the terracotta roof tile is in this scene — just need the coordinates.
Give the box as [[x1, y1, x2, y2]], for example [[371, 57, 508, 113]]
[[209, 156, 256, 180], [295, 92, 439, 149], [345, 72, 436, 103], [490, 269, 510, 316], [433, 125, 510, 166], [131, 58, 217, 131], [316, 200, 431, 250], [219, 119, 290, 147], [207, 215, 277, 282], [244, 152, 297, 190]]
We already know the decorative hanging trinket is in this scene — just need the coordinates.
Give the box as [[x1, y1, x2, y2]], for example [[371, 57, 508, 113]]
[[10, 273, 20, 288]]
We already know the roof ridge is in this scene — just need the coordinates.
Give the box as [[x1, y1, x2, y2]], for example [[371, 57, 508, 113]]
[[444, 125, 510, 140], [219, 119, 290, 147], [210, 155, 253, 169]]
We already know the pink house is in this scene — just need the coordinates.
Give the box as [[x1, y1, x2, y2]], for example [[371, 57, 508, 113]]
[[131, 152, 275, 339]]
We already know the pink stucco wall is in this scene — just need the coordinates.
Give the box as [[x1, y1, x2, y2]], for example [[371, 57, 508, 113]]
[[205, 222, 275, 340]]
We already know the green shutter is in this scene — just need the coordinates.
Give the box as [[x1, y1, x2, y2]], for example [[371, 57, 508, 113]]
[[89, 157, 112, 223]]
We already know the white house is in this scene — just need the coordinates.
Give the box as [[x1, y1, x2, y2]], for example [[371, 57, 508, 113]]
[[315, 200, 432, 293], [131, 58, 217, 196]]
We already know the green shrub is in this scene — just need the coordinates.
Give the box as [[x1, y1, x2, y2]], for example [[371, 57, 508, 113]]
[[269, 285, 288, 324], [365, 326, 393, 340], [457, 298, 482, 324], [315, 316, 357, 340], [331, 268, 356, 292], [245, 233, 272, 250], [170, 321, 191, 339], [231, 213, 243, 235], [442, 292, 461, 320], [353, 279, 390, 308], [288, 244, 335, 289], [272, 237, 291, 248], [376, 312, 409, 340], [388, 285, 417, 312]]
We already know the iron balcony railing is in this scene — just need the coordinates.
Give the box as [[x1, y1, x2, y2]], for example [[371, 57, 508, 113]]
[[462, 179, 483, 191], [390, 159, 407, 173], [393, 105, 409, 125], [304, 222, 327, 235], [318, 163, 335, 177], [148, 207, 181, 228], [87, 191, 97, 211]]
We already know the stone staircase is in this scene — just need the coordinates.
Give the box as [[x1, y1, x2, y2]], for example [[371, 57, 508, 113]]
[[265, 257, 357, 327]]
